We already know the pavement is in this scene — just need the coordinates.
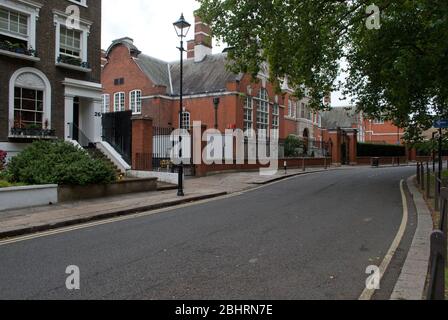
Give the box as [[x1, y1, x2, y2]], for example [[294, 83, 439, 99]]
[[0, 166, 415, 299], [390, 176, 433, 300], [0, 167, 331, 240]]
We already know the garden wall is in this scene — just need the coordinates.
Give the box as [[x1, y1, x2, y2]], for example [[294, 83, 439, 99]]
[[0, 185, 58, 211]]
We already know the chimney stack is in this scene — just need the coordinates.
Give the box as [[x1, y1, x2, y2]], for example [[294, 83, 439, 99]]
[[190, 15, 212, 62]]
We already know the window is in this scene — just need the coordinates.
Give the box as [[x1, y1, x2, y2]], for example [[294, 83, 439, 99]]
[[181, 111, 190, 130], [114, 78, 124, 86], [0, 2, 39, 57], [256, 88, 269, 132], [114, 92, 125, 112], [130, 90, 142, 114], [59, 26, 81, 58], [14, 87, 43, 128], [54, 10, 91, 68], [0, 8, 28, 37], [244, 96, 253, 135], [374, 118, 385, 125], [9, 68, 51, 135], [102, 94, 110, 114], [288, 100, 293, 118], [300, 103, 306, 119], [272, 103, 279, 137]]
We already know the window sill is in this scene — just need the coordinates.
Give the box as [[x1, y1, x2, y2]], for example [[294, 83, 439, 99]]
[[56, 62, 91, 73], [8, 135, 58, 141], [0, 49, 40, 62]]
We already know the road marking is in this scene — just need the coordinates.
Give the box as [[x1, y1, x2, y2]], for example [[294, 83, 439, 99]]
[[359, 179, 409, 300]]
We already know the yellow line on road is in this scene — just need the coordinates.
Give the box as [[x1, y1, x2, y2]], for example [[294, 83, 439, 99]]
[[359, 179, 409, 300]]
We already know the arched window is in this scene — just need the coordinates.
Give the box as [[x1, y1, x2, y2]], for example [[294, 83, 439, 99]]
[[181, 111, 190, 130], [9, 68, 51, 133]]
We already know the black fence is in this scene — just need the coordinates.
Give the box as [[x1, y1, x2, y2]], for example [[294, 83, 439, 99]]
[[153, 127, 174, 170], [417, 162, 448, 300], [102, 111, 132, 165]]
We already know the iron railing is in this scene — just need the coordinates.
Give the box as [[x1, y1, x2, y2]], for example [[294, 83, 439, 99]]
[[418, 160, 448, 300]]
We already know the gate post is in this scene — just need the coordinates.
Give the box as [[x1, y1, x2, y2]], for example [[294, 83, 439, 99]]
[[328, 128, 342, 166], [132, 115, 153, 171]]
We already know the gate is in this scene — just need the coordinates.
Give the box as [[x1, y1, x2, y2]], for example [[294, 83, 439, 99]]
[[152, 127, 195, 176], [102, 111, 132, 165]]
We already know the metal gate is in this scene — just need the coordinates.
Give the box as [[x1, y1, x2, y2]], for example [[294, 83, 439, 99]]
[[102, 111, 132, 165], [152, 127, 195, 176]]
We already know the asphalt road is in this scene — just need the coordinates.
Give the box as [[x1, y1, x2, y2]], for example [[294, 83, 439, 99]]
[[0, 166, 415, 300]]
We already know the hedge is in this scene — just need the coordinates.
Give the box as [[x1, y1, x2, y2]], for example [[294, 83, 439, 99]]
[[6, 140, 117, 186], [357, 143, 406, 157]]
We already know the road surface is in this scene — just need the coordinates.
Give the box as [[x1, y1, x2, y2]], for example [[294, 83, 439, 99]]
[[0, 166, 415, 299]]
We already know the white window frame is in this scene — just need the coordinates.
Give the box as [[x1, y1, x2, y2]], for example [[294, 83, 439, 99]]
[[68, 0, 88, 7], [8, 67, 52, 135], [53, 9, 91, 66], [181, 111, 191, 130], [256, 88, 270, 133], [102, 94, 110, 114], [374, 118, 385, 125], [0, 0, 40, 51], [244, 95, 253, 136], [114, 92, 125, 112], [130, 89, 142, 114]]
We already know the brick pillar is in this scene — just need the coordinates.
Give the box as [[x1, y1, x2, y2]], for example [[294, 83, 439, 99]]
[[328, 128, 342, 166], [195, 124, 208, 177], [132, 115, 153, 171], [407, 147, 417, 162], [346, 129, 358, 165]]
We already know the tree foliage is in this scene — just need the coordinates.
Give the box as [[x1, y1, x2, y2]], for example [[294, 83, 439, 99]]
[[197, 0, 448, 141]]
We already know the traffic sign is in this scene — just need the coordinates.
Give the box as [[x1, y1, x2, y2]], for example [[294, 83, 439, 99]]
[[434, 119, 448, 129]]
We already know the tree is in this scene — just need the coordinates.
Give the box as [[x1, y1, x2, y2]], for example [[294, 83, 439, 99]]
[[197, 0, 448, 141], [284, 135, 303, 157]]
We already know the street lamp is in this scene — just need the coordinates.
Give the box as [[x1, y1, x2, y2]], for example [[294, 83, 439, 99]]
[[173, 13, 191, 197], [213, 97, 220, 129]]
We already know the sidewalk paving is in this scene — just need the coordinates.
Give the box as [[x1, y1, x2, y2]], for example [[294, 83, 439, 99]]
[[0, 167, 332, 240]]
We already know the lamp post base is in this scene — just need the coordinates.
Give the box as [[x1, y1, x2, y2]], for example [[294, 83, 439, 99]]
[[177, 190, 185, 197]]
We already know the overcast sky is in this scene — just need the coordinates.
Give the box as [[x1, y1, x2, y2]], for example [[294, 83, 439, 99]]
[[102, 0, 349, 106]]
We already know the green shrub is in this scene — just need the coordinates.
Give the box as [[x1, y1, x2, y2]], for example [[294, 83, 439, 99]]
[[284, 135, 303, 157], [6, 140, 117, 186], [357, 143, 405, 157], [0, 180, 26, 188]]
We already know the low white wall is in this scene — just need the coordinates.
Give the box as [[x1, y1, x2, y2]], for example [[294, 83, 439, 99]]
[[96, 141, 131, 174], [128, 170, 178, 185], [0, 142, 29, 162], [0, 185, 58, 212]]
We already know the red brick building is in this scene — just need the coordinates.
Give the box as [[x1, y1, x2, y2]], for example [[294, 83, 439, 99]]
[[101, 16, 323, 163], [321, 106, 405, 145]]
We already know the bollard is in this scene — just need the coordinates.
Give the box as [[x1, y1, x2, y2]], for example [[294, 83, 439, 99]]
[[420, 162, 425, 190], [427, 163, 431, 199], [435, 178, 440, 212], [427, 230, 446, 300], [284, 161, 287, 175], [302, 158, 306, 172], [417, 163, 421, 185]]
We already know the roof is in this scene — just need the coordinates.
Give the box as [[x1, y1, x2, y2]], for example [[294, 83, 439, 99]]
[[321, 107, 360, 129], [134, 54, 171, 88], [170, 53, 240, 96], [105, 37, 141, 57]]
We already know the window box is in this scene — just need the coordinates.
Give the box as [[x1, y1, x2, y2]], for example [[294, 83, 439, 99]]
[[10, 127, 56, 139], [56, 55, 91, 72], [0, 40, 38, 58]]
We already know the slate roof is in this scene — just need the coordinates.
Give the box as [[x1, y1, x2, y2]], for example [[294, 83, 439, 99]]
[[170, 53, 241, 96], [134, 54, 171, 88], [108, 39, 243, 96], [321, 107, 360, 129]]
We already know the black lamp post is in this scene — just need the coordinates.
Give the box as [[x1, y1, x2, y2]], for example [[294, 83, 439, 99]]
[[173, 13, 191, 197], [213, 97, 220, 129]]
